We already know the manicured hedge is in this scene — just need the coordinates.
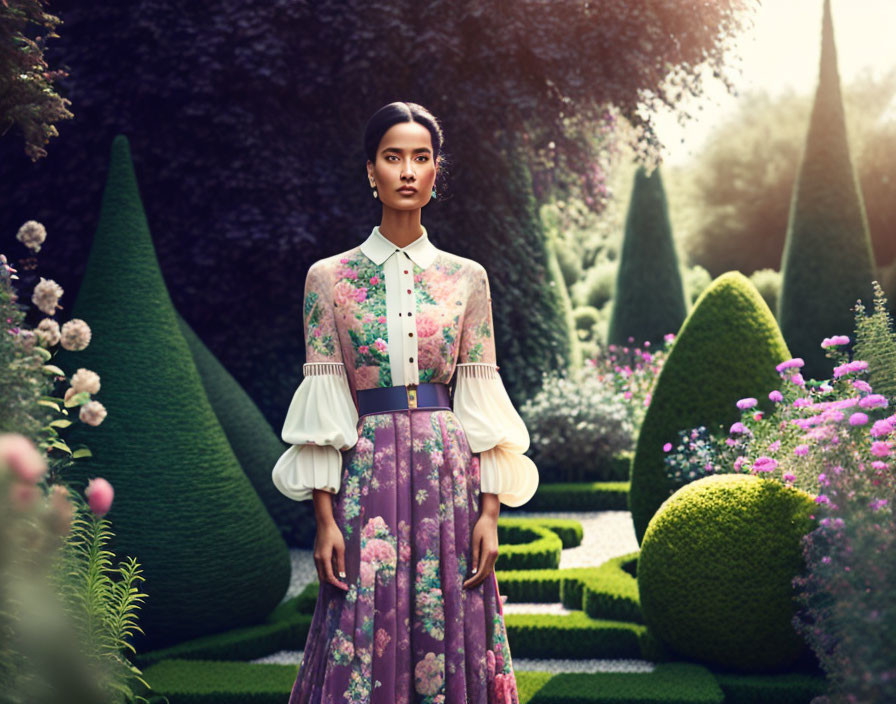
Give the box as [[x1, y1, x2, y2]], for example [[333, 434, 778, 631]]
[[628, 272, 791, 543]]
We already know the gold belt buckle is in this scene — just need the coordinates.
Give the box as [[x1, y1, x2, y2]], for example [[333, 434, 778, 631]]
[[406, 383, 418, 409]]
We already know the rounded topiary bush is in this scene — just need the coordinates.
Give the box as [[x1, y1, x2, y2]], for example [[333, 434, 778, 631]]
[[637, 473, 818, 673]]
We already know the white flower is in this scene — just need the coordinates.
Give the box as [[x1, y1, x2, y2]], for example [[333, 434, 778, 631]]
[[16, 220, 47, 253], [60, 319, 91, 351], [79, 400, 107, 427], [70, 368, 101, 395], [31, 277, 64, 315]]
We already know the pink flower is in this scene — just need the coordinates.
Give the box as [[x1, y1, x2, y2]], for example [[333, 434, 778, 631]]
[[871, 441, 892, 458], [783, 472, 796, 482], [776, 358, 805, 373], [370, 274, 380, 285], [852, 379, 872, 393], [790, 373, 805, 386], [849, 412, 869, 426], [821, 335, 850, 348], [354, 286, 368, 302], [663, 442, 672, 452], [0, 433, 48, 484], [377, 315, 387, 324], [737, 397, 758, 410], [833, 360, 869, 378], [753, 411, 764, 421], [871, 420, 892, 438], [85, 477, 114, 516], [752, 456, 778, 473], [359, 344, 369, 354], [769, 390, 783, 402], [794, 444, 810, 456], [859, 394, 888, 410]]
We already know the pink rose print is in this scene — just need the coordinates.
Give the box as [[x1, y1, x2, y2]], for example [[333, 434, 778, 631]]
[[374, 627, 391, 658], [414, 652, 444, 696], [370, 274, 380, 285], [360, 560, 376, 588], [415, 313, 438, 337], [354, 286, 368, 302], [378, 315, 386, 324], [333, 280, 356, 306], [374, 337, 388, 352], [359, 344, 369, 354]]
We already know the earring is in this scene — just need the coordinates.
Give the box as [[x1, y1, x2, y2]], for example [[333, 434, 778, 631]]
[[371, 184, 378, 199], [431, 188, 437, 200]]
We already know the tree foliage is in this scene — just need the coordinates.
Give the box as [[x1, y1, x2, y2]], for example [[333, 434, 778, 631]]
[[778, 0, 876, 381], [0, 0, 758, 420], [676, 70, 896, 279], [0, 0, 73, 161]]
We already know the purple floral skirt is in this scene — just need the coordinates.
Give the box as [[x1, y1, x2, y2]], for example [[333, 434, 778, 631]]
[[288, 408, 520, 704]]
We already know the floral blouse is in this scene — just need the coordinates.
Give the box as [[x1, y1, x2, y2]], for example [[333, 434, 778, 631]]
[[271, 225, 539, 507]]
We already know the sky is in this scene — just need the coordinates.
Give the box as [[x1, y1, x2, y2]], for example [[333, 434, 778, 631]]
[[650, 0, 896, 165]]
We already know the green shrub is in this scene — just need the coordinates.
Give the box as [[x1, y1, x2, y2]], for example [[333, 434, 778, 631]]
[[629, 272, 791, 543], [683, 264, 712, 305], [638, 473, 818, 673], [580, 260, 618, 310], [521, 368, 635, 482], [607, 166, 688, 348], [572, 305, 602, 341], [778, 0, 876, 381], [52, 136, 291, 651], [749, 267, 781, 315], [852, 280, 896, 399]]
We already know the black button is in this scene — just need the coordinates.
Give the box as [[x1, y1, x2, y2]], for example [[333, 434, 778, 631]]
[[408, 332, 413, 337], [409, 357, 414, 362]]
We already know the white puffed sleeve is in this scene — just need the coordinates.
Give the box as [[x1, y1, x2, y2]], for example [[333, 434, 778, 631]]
[[272, 263, 360, 501], [453, 265, 539, 507]]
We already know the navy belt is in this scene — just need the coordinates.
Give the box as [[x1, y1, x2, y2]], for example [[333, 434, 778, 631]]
[[357, 383, 452, 417]]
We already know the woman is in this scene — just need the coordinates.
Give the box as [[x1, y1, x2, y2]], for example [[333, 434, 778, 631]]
[[272, 101, 539, 704]]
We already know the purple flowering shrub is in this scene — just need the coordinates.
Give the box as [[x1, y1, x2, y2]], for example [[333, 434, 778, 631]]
[[587, 333, 675, 431], [661, 290, 896, 701]]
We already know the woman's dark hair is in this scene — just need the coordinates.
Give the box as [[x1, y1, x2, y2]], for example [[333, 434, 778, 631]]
[[364, 101, 450, 197]]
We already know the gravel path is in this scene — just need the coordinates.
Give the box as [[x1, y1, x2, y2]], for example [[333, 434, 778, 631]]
[[264, 510, 653, 672]]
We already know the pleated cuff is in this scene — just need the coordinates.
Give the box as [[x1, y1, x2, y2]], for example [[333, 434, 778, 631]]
[[271, 443, 343, 502], [454, 363, 539, 507], [479, 445, 540, 507]]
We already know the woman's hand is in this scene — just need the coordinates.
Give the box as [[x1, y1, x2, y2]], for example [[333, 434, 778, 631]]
[[314, 519, 349, 591], [463, 513, 499, 590]]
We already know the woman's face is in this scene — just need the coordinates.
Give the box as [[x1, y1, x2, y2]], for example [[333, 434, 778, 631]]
[[367, 121, 438, 211]]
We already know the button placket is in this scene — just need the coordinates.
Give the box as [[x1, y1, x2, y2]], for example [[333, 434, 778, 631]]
[[402, 251, 418, 384]]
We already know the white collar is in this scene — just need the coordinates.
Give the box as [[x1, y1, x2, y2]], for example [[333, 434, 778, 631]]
[[359, 225, 439, 269]]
